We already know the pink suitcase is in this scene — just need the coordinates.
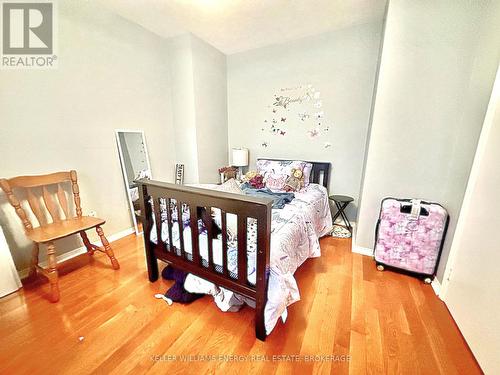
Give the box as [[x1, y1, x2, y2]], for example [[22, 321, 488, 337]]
[[374, 198, 449, 283]]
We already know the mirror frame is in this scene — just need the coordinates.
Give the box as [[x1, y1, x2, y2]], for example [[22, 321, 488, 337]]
[[114, 129, 152, 235]]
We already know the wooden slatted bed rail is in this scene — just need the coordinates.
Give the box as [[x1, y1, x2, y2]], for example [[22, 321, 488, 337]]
[[137, 160, 330, 341], [137, 179, 273, 340]]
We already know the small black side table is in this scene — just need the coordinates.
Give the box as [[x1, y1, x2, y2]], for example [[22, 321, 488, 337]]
[[329, 195, 354, 233]]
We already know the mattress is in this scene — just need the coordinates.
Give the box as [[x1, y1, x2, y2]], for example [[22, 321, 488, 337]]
[[149, 183, 332, 334]]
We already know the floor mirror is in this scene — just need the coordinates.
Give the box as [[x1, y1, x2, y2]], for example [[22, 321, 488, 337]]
[[115, 130, 152, 235]]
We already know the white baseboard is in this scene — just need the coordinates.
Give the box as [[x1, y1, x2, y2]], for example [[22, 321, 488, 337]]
[[18, 227, 135, 279], [104, 227, 136, 243], [347, 222, 373, 257], [352, 246, 374, 257], [431, 278, 442, 299]]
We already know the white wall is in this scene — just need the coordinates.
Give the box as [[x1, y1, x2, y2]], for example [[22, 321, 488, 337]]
[[191, 35, 229, 183], [168, 34, 228, 184], [355, 0, 500, 281], [441, 65, 500, 375], [0, 1, 176, 270], [227, 21, 384, 220], [167, 34, 199, 184]]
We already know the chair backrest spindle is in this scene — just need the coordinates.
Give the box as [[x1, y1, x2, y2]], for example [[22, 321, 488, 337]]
[[42, 186, 60, 222], [27, 188, 46, 226], [0, 178, 33, 231], [70, 170, 82, 217], [57, 184, 70, 219]]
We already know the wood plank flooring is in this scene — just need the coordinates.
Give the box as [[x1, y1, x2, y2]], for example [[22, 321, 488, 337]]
[[0, 234, 482, 374]]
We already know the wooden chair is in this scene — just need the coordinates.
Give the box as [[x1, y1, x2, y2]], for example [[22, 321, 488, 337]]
[[0, 170, 119, 302]]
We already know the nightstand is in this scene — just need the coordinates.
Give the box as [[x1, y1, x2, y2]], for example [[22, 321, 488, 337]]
[[329, 195, 354, 233]]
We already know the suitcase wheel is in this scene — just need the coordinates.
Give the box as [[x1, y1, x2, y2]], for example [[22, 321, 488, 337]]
[[423, 277, 432, 284], [376, 264, 385, 271]]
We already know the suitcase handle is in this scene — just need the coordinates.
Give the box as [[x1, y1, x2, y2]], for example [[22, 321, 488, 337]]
[[400, 204, 429, 216]]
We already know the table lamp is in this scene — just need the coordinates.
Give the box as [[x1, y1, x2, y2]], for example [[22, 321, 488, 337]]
[[232, 148, 249, 180]]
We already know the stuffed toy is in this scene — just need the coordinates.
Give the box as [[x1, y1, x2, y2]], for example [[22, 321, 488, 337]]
[[242, 170, 265, 189], [243, 170, 258, 181], [283, 168, 305, 192], [249, 174, 265, 189]]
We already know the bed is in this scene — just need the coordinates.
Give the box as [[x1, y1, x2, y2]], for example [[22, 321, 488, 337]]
[[138, 159, 331, 340]]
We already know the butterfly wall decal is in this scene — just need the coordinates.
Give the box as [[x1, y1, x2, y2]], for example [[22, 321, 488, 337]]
[[298, 112, 310, 122], [307, 129, 320, 139], [263, 84, 332, 147]]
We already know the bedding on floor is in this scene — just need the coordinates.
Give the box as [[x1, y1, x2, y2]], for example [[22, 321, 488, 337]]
[[150, 183, 332, 334]]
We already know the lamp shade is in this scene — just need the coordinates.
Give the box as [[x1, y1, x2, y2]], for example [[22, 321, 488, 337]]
[[232, 148, 249, 167]]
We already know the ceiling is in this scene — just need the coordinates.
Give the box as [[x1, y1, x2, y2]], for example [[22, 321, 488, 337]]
[[97, 0, 387, 54]]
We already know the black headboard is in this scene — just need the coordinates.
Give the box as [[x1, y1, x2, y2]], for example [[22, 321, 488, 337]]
[[256, 158, 331, 190]]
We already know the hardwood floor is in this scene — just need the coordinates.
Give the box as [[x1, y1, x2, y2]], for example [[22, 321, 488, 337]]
[[0, 234, 481, 374]]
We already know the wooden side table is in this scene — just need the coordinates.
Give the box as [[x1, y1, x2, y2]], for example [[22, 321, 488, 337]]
[[329, 195, 354, 233]]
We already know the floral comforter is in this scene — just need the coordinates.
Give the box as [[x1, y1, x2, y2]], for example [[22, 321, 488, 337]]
[[150, 183, 332, 334]]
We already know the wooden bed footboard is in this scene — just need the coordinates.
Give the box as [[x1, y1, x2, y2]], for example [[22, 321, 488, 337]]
[[137, 180, 273, 341]]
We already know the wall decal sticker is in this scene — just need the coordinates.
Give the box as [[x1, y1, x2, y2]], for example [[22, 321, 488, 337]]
[[307, 129, 320, 139], [298, 112, 310, 121], [314, 111, 324, 120], [262, 84, 332, 147]]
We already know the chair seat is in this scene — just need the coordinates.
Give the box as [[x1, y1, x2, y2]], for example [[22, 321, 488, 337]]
[[26, 216, 106, 243]]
